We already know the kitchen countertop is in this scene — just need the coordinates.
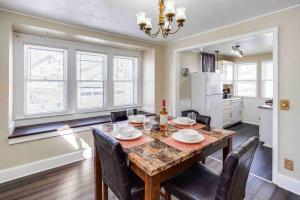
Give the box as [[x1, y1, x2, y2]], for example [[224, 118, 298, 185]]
[[223, 97, 242, 101], [258, 105, 273, 110]]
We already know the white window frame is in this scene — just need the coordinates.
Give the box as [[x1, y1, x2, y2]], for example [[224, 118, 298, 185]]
[[261, 60, 273, 99], [234, 62, 258, 98], [13, 33, 143, 124], [76, 50, 108, 113], [113, 55, 138, 107]]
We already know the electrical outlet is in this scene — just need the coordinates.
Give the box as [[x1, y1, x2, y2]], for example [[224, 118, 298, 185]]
[[284, 159, 294, 171]]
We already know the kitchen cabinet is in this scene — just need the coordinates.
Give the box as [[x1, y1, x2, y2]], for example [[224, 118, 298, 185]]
[[218, 60, 234, 84], [259, 105, 273, 148], [223, 98, 242, 128]]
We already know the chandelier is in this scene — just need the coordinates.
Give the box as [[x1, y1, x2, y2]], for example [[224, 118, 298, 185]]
[[136, 0, 186, 39], [231, 45, 244, 57]]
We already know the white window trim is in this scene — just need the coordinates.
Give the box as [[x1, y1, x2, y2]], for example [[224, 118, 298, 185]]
[[23, 44, 68, 117], [13, 33, 143, 125], [113, 54, 139, 107], [75, 50, 108, 113], [261, 59, 274, 99], [233, 62, 258, 98]]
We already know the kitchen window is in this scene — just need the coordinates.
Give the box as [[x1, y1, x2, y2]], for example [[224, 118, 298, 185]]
[[24, 44, 67, 116], [261, 60, 273, 98], [76, 51, 107, 111], [234, 62, 257, 97], [113, 56, 138, 107]]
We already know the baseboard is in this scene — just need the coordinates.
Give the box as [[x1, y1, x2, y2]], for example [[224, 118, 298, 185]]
[[0, 150, 89, 184], [8, 121, 15, 135], [241, 120, 259, 126], [277, 173, 300, 195]]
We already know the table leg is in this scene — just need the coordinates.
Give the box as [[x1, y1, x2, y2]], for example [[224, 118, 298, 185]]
[[94, 140, 102, 200], [144, 174, 160, 200], [223, 137, 233, 163], [102, 181, 108, 200]]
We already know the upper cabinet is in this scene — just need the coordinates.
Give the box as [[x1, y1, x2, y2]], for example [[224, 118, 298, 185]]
[[217, 60, 234, 84]]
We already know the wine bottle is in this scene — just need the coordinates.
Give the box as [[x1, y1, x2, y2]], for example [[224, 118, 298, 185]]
[[160, 99, 168, 131]]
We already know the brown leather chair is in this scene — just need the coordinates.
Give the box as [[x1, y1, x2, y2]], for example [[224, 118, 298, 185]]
[[93, 128, 144, 200], [163, 136, 259, 200], [111, 110, 128, 122]]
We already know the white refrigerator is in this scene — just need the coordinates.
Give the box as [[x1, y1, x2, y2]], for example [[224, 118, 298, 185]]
[[191, 72, 223, 128]]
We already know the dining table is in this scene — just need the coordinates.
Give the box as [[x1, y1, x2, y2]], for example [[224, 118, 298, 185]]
[[93, 115, 235, 200]]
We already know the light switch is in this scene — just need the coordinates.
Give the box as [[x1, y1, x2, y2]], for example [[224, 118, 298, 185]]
[[280, 99, 290, 110]]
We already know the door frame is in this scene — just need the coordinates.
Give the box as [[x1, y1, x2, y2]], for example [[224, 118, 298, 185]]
[[172, 27, 279, 184]]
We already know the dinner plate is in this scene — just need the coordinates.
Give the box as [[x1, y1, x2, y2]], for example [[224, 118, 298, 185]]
[[173, 117, 196, 126], [128, 115, 145, 124], [112, 129, 143, 141], [172, 131, 205, 144]]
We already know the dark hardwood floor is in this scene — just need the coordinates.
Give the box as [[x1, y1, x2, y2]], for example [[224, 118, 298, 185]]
[[211, 123, 273, 181], [0, 157, 299, 200]]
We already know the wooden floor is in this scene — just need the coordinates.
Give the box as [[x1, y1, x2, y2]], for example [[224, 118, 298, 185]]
[[0, 157, 299, 200], [212, 123, 273, 180]]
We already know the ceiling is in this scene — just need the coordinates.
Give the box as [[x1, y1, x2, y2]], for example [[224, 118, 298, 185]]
[[196, 32, 273, 56], [0, 0, 299, 43]]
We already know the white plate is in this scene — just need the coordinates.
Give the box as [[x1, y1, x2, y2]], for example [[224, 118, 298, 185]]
[[172, 131, 205, 144], [173, 117, 196, 126], [112, 129, 143, 141], [128, 115, 145, 124]]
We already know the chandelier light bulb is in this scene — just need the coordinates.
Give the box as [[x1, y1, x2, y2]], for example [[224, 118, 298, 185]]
[[164, 0, 176, 17], [145, 18, 153, 29], [175, 7, 186, 21], [136, 12, 146, 26], [163, 20, 171, 31]]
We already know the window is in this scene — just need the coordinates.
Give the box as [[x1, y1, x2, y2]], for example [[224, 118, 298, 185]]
[[261, 60, 273, 98], [220, 61, 233, 84], [76, 51, 106, 111], [24, 44, 67, 115], [234, 63, 257, 97], [113, 56, 138, 107]]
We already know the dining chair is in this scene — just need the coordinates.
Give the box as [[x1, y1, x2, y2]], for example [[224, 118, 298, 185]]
[[93, 128, 145, 200], [111, 110, 128, 122], [181, 110, 211, 131], [163, 136, 259, 200], [181, 110, 199, 117]]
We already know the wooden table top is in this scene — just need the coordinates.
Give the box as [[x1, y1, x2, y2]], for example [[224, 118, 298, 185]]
[[93, 117, 235, 176]]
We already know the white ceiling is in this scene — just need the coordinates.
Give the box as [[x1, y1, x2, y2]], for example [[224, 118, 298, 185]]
[[198, 32, 273, 56], [0, 0, 299, 43]]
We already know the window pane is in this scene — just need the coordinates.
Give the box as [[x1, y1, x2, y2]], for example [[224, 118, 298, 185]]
[[77, 51, 105, 81], [77, 82, 104, 109], [237, 63, 257, 80], [114, 57, 134, 81], [114, 82, 134, 106], [26, 81, 64, 115], [236, 82, 256, 97], [262, 80, 273, 98], [25, 44, 65, 80], [262, 61, 273, 80]]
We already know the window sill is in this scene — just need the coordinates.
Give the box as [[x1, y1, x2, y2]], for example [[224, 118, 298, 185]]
[[9, 111, 155, 144]]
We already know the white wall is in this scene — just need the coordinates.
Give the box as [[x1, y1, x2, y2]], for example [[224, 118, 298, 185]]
[[142, 49, 156, 113]]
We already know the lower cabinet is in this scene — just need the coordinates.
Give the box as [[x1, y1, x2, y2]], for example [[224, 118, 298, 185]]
[[223, 98, 242, 128]]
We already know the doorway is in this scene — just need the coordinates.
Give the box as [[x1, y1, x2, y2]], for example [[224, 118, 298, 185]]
[[172, 28, 279, 183]]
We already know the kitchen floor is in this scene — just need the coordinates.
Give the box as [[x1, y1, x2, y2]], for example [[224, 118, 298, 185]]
[[211, 123, 273, 181]]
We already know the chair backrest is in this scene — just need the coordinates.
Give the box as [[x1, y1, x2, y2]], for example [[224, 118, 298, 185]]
[[215, 136, 259, 200], [93, 128, 131, 200], [111, 111, 128, 122], [181, 110, 200, 117], [196, 115, 211, 131]]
